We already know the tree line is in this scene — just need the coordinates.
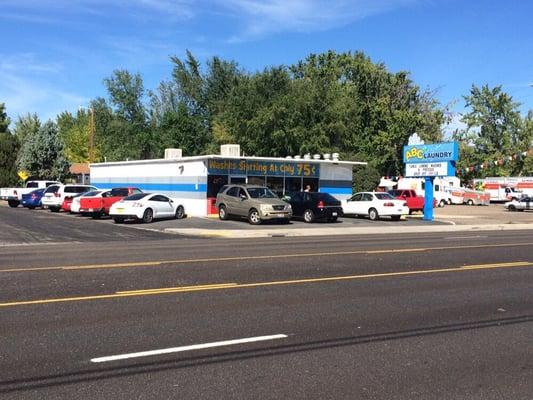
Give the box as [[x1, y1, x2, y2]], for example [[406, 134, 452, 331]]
[[1, 50, 532, 189]]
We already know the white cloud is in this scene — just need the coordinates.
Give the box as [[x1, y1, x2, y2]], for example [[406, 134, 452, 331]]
[[218, 0, 419, 41], [0, 54, 89, 123]]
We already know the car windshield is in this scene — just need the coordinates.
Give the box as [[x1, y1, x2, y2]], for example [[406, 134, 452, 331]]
[[247, 187, 277, 199], [124, 193, 150, 201], [83, 190, 102, 197], [388, 190, 401, 196], [375, 193, 394, 200], [26, 182, 39, 188]]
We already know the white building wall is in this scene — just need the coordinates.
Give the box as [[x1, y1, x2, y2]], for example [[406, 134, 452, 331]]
[[90, 160, 208, 217]]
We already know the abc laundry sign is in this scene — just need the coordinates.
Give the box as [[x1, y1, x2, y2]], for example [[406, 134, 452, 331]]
[[403, 142, 458, 177]]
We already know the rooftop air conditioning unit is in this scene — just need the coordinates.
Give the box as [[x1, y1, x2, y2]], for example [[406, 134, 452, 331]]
[[294, 155, 302, 160], [313, 154, 321, 160], [303, 153, 311, 160], [332, 153, 340, 161], [323, 153, 331, 160], [220, 144, 241, 157], [285, 156, 293, 159], [164, 148, 182, 159]]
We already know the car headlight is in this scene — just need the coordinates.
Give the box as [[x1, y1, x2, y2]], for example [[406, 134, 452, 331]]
[[286, 204, 292, 210]]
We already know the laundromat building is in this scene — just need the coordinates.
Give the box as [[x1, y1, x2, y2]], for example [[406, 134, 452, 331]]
[[90, 145, 366, 217]]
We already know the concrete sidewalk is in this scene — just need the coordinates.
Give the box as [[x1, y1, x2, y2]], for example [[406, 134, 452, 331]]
[[164, 223, 533, 238]]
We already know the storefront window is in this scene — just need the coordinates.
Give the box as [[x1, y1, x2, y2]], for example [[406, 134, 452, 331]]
[[285, 177, 302, 194], [248, 176, 266, 186], [207, 175, 228, 197], [266, 176, 284, 197]]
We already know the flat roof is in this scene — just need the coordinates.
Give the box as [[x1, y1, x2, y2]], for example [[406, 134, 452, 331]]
[[90, 154, 367, 168]]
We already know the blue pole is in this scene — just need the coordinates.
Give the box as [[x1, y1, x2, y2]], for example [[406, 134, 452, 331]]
[[423, 176, 434, 221]]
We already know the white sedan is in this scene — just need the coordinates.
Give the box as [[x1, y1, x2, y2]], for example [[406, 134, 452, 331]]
[[109, 192, 185, 223], [341, 192, 409, 221], [504, 197, 532, 211]]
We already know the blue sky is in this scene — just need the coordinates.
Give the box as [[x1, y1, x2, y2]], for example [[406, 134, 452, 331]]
[[1, 0, 532, 132]]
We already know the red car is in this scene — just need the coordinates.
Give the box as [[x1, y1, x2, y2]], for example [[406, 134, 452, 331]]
[[79, 187, 142, 218], [388, 189, 436, 214], [61, 193, 83, 213]]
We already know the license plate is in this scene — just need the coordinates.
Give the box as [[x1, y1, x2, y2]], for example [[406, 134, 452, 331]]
[[115, 208, 124, 213], [332, 212, 338, 216], [276, 213, 286, 218]]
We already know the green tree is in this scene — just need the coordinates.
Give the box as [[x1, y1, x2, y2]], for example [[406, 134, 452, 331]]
[[455, 85, 529, 178], [0, 102, 20, 186], [57, 109, 91, 163], [103, 70, 150, 159], [13, 113, 41, 142], [17, 121, 70, 180]]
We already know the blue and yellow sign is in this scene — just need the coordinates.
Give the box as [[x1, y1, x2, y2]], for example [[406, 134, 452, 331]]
[[403, 142, 459, 164], [207, 159, 319, 177]]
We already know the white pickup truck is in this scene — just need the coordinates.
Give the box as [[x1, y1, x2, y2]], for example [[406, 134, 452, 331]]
[[0, 180, 60, 207]]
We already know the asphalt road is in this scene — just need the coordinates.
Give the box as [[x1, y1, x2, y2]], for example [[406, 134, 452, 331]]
[[1, 206, 532, 399]]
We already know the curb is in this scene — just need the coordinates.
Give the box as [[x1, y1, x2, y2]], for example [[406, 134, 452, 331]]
[[163, 223, 533, 239]]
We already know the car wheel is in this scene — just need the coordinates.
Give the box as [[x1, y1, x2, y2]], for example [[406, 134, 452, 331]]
[[8, 200, 19, 208], [328, 216, 338, 223], [467, 199, 474, 206], [113, 217, 124, 224], [92, 211, 102, 219], [391, 215, 401, 221], [142, 208, 154, 223], [303, 209, 314, 223], [508, 205, 516, 211], [50, 206, 59, 212], [368, 208, 379, 221], [248, 209, 261, 225], [439, 199, 446, 208], [175, 205, 185, 219], [28, 206, 35, 210], [218, 205, 228, 220]]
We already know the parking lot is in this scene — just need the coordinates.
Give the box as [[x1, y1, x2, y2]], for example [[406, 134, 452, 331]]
[[2, 201, 532, 244]]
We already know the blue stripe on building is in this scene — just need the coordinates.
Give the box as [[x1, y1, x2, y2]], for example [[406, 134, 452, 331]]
[[319, 187, 352, 195]]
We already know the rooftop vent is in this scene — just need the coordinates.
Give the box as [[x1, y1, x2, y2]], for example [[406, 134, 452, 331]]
[[220, 144, 241, 157], [164, 148, 182, 159]]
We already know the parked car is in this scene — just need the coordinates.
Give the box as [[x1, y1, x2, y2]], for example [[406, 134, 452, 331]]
[[387, 189, 424, 213], [216, 184, 292, 225], [109, 192, 185, 223], [80, 187, 142, 218], [1, 180, 60, 208], [72, 190, 108, 214], [504, 197, 532, 211], [41, 184, 98, 212], [283, 192, 342, 222], [21, 188, 46, 209], [61, 193, 83, 213], [341, 192, 409, 221]]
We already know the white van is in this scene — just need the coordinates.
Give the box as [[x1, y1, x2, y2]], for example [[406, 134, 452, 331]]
[[41, 184, 98, 212]]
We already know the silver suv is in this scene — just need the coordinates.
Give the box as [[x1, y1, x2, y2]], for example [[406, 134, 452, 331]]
[[216, 184, 292, 225]]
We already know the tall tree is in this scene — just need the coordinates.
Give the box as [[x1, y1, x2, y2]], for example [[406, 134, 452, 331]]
[[0, 102, 20, 186], [455, 85, 530, 178], [103, 70, 150, 159], [17, 121, 70, 180], [57, 109, 92, 163], [13, 113, 41, 142]]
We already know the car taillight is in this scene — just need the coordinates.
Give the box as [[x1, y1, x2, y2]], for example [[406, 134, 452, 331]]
[[14, 190, 17, 196], [317, 200, 324, 209], [132, 202, 143, 207], [54, 192, 60, 197], [403, 202, 408, 207], [383, 202, 394, 207]]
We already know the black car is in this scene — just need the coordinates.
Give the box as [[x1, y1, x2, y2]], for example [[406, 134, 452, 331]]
[[283, 192, 343, 222]]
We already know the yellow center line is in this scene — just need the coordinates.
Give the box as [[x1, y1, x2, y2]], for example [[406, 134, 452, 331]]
[[0, 261, 531, 308], [1, 242, 532, 273]]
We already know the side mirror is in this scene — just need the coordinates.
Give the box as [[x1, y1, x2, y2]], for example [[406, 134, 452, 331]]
[[169, 199, 174, 203], [240, 194, 247, 201]]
